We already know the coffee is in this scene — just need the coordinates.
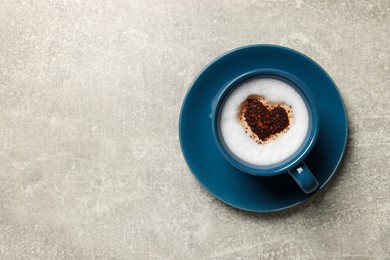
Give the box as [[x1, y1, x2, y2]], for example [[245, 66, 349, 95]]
[[219, 78, 309, 166]]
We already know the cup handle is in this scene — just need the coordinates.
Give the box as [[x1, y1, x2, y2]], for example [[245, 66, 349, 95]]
[[288, 161, 319, 194]]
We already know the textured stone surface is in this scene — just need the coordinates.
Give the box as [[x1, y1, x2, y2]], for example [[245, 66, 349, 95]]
[[0, 0, 389, 259]]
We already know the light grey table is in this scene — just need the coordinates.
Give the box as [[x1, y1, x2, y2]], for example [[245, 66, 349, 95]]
[[1, 1, 389, 259]]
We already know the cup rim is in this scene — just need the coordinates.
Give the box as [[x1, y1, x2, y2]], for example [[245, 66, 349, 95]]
[[212, 68, 319, 176]]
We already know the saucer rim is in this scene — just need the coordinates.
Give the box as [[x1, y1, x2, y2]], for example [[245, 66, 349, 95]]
[[179, 44, 348, 212]]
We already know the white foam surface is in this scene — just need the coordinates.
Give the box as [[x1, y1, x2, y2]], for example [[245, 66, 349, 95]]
[[219, 78, 309, 166]]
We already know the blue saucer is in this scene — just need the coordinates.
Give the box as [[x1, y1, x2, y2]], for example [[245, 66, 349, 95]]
[[179, 45, 348, 212]]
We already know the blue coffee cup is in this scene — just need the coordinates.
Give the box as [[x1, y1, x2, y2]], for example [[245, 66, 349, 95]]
[[212, 69, 319, 194]]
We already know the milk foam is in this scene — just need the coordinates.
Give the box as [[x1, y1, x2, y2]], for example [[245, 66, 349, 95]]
[[219, 78, 309, 166]]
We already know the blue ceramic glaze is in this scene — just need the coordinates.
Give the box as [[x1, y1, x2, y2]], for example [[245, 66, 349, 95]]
[[179, 44, 347, 212], [288, 162, 319, 194], [211, 69, 320, 193]]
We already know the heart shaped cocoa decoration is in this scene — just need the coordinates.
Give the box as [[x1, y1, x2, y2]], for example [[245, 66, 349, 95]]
[[239, 95, 294, 144]]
